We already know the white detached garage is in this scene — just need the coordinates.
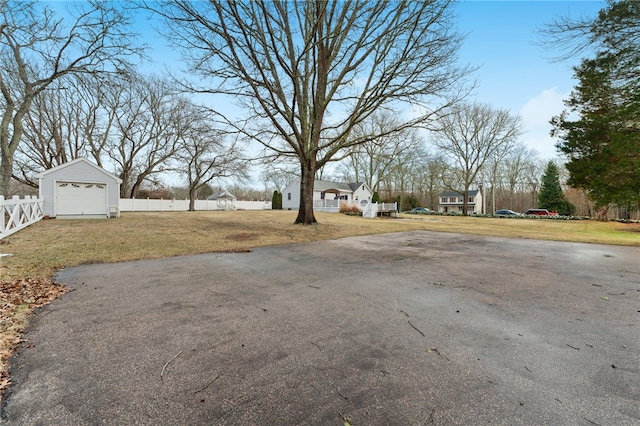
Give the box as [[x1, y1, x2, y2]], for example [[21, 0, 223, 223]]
[[36, 158, 121, 219]]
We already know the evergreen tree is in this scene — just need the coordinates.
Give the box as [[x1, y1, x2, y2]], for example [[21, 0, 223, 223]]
[[271, 190, 282, 210], [538, 162, 574, 215], [548, 1, 640, 212]]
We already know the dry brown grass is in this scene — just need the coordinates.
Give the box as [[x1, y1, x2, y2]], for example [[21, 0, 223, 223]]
[[0, 210, 638, 393]]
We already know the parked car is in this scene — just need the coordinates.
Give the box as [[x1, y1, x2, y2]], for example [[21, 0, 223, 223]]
[[405, 207, 434, 214], [524, 208, 558, 216], [494, 209, 522, 216]]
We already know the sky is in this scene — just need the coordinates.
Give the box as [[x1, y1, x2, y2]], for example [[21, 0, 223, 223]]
[[135, 0, 607, 163], [453, 0, 606, 160], [49, 0, 609, 181]]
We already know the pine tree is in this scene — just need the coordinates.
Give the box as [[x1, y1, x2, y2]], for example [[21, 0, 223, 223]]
[[549, 1, 640, 212], [271, 190, 282, 210], [538, 162, 574, 215]]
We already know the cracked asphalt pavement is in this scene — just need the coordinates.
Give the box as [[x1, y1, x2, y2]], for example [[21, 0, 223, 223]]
[[2, 231, 639, 425]]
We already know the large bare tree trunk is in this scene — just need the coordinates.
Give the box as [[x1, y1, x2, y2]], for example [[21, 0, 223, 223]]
[[0, 106, 26, 197], [295, 160, 317, 225], [188, 188, 196, 212], [119, 170, 130, 198], [462, 188, 469, 216], [1, 150, 13, 196]]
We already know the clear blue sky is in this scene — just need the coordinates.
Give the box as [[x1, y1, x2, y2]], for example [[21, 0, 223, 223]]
[[454, 0, 606, 160]]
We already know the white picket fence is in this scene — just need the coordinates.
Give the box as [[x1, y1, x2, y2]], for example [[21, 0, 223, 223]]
[[119, 198, 272, 212], [0, 195, 44, 240]]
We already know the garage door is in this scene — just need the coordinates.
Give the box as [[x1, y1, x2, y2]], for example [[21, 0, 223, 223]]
[[56, 182, 107, 216]]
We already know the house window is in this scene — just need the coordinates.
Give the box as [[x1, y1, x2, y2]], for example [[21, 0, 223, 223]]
[[449, 197, 456, 203], [287, 193, 291, 200], [469, 196, 474, 203], [441, 197, 447, 203]]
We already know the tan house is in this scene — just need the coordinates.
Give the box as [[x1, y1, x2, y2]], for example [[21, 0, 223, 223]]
[[438, 190, 482, 215]]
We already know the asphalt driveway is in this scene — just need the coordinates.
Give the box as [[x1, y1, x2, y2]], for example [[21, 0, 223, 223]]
[[2, 231, 639, 425]]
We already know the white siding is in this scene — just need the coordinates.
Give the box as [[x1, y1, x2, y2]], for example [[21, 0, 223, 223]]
[[353, 184, 372, 205], [280, 179, 373, 211], [282, 178, 301, 210], [38, 158, 120, 218]]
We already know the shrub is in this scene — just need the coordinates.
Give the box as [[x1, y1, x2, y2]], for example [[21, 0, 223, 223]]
[[394, 193, 420, 212], [339, 203, 361, 213], [272, 190, 282, 210]]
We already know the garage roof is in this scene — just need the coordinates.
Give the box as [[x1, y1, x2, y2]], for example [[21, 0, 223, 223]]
[[35, 157, 122, 183]]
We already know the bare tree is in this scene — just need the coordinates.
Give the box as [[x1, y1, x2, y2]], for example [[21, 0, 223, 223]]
[[0, 0, 141, 196], [108, 74, 189, 198], [477, 139, 519, 214], [152, 0, 471, 224], [502, 145, 540, 211], [341, 112, 425, 193], [370, 134, 430, 203], [15, 78, 84, 186], [409, 150, 446, 209], [260, 166, 297, 193], [178, 118, 249, 211], [15, 74, 115, 186], [433, 102, 523, 215]]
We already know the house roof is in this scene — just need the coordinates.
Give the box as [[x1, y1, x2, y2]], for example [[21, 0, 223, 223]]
[[440, 190, 479, 197], [314, 180, 365, 193], [35, 157, 123, 183], [208, 190, 236, 200]]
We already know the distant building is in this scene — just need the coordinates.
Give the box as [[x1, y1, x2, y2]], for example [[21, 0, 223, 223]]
[[282, 178, 373, 212], [36, 157, 121, 219], [207, 190, 236, 210], [438, 190, 482, 215]]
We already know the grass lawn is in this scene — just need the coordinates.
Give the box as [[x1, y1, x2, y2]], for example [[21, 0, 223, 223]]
[[1, 210, 638, 393]]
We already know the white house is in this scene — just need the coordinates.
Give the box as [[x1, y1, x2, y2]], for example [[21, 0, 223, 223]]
[[282, 178, 373, 212], [36, 158, 122, 219], [438, 190, 483, 215]]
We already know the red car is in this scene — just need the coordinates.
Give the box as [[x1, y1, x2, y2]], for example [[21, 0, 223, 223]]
[[524, 209, 559, 216]]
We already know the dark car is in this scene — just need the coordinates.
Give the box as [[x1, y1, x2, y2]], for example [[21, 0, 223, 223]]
[[494, 209, 522, 216], [405, 207, 434, 214]]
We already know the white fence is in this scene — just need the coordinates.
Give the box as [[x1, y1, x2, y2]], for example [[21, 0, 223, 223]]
[[363, 202, 398, 218], [119, 198, 272, 212], [0, 195, 44, 240], [313, 199, 368, 213], [0, 195, 393, 241], [312, 199, 398, 216]]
